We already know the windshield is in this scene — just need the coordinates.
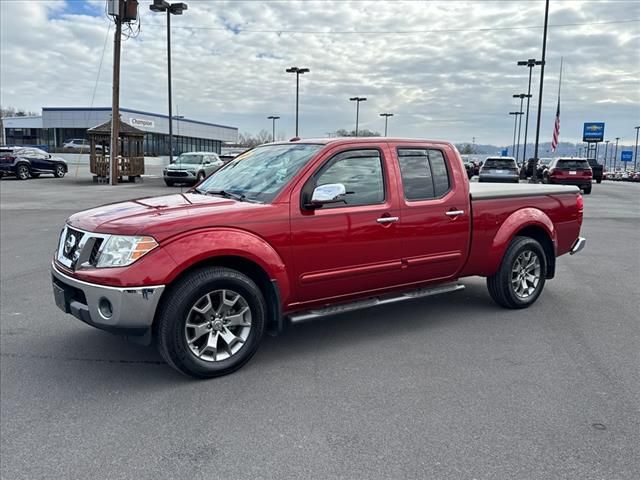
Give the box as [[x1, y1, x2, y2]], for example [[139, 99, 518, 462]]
[[175, 154, 203, 165], [197, 143, 323, 203], [484, 159, 516, 169], [539, 158, 552, 165]]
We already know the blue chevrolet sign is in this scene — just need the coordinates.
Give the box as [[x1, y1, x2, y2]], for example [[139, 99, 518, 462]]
[[621, 150, 633, 162], [583, 122, 605, 142]]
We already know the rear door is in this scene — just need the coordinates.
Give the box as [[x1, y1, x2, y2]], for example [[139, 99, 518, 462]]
[[290, 145, 404, 304], [392, 144, 471, 284]]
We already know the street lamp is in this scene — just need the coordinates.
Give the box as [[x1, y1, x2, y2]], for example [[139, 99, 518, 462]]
[[512, 93, 531, 165], [509, 111, 523, 158], [285, 67, 309, 137], [349, 97, 367, 136], [613, 137, 620, 171], [267, 115, 280, 142], [517, 58, 543, 171], [603, 139, 610, 171], [380, 113, 394, 136], [634, 126, 639, 171], [150, 0, 188, 164]]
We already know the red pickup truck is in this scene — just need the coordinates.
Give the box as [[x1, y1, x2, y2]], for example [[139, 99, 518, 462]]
[[51, 138, 585, 378]]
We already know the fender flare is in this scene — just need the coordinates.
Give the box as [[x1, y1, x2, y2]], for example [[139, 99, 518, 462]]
[[489, 207, 557, 274], [162, 227, 291, 303]]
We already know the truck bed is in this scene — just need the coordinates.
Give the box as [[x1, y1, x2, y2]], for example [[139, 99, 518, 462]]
[[469, 183, 579, 200]]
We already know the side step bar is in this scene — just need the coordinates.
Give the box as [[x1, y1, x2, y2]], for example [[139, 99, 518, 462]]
[[288, 283, 465, 324]]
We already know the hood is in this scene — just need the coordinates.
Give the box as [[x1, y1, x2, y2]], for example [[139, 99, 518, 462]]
[[66, 193, 268, 240]]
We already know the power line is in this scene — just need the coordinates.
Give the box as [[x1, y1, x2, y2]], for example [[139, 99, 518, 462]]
[[141, 18, 639, 35]]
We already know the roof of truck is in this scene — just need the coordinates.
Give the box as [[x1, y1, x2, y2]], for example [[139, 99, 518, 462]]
[[268, 137, 454, 146]]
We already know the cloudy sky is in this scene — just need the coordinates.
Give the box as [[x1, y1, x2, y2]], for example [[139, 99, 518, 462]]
[[1, 0, 639, 145]]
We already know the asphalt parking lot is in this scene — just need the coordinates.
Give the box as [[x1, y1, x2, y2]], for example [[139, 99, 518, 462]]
[[1, 167, 639, 480]]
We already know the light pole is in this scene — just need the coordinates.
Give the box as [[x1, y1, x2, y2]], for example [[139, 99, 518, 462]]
[[531, 0, 550, 184], [513, 94, 530, 166], [509, 111, 522, 157], [380, 113, 394, 136], [634, 126, 639, 171], [603, 140, 610, 171], [613, 137, 620, 171], [285, 67, 309, 137], [267, 115, 280, 142], [150, 0, 188, 164], [517, 59, 543, 171], [349, 97, 367, 136]]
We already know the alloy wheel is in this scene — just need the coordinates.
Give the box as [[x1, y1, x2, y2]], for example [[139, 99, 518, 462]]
[[184, 289, 252, 362], [511, 250, 541, 299]]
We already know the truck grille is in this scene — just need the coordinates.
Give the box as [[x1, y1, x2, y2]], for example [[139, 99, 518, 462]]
[[56, 226, 109, 270]]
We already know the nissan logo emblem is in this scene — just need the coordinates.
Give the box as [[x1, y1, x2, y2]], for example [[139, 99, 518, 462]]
[[64, 234, 76, 255]]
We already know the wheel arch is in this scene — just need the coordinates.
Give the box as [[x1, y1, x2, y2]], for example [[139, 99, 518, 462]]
[[159, 253, 285, 336], [490, 208, 557, 279]]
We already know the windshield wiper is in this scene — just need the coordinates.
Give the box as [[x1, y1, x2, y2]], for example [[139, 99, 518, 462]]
[[205, 189, 252, 202]]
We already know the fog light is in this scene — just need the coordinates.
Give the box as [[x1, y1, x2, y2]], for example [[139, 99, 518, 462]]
[[98, 298, 113, 319]]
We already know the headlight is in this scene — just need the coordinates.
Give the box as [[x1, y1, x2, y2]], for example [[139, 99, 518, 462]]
[[96, 235, 158, 268]]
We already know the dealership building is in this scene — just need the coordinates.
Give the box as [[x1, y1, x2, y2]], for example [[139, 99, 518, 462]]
[[1, 107, 238, 155]]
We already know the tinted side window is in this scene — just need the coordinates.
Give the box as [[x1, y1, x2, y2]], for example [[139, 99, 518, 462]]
[[429, 150, 450, 197], [397, 149, 434, 200], [397, 148, 450, 200], [315, 150, 384, 208]]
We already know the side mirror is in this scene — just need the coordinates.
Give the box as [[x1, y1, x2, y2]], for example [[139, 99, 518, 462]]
[[309, 183, 346, 207], [204, 160, 211, 165]]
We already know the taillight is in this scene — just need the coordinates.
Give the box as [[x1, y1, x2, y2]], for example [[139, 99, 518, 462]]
[[577, 194, 584, 214], [549, 168, 557, 176]]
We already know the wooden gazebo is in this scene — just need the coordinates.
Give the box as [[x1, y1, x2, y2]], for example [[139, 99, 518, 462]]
[[87, 119, 145, 182]]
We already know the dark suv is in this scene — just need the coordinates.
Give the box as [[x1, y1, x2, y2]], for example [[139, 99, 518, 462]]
[[0, 147, 68, 180], [586, 158, 603, 184]]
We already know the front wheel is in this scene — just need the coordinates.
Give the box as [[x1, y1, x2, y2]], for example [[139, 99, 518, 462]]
[[156, 267, 266, 378], [487, 236, 547, 309], [54, 164, 66, 178]]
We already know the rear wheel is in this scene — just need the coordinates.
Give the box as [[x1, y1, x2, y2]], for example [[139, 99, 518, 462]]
[[53, 164, 66, 178], [487, 236, 547, 309], [16, 164, 30, 180], [156, 267, 266, 378], [596, 178, 602, 184], [583, 184, 592, 194]]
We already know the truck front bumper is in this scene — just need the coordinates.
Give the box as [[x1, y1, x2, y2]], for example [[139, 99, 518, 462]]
[[51, 263, 165, 335]]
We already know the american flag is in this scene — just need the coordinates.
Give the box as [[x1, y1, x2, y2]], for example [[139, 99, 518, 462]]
[[551, 97, 560, 152]]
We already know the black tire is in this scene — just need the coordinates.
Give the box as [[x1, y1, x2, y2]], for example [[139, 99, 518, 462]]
[[53, 164, 66, 178], [16, 163, 30, 180], [165, 180, 175, 187], [596, 179, 602, 184], [583, 185, 592, 194], [486, 236, 547, 309], [197, 171, 205, 182], [156, 267, 266, 379]]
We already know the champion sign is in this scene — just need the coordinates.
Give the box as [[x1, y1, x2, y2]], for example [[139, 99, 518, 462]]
[[129, 118, 155, 129]]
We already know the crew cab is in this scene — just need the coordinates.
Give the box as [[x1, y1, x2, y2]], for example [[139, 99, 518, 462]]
[[51, 138, 586, 378]]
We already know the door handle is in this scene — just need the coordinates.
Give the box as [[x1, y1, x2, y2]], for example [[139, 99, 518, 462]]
[[376, 216, 399, 224], [445, 210, 464, 217]]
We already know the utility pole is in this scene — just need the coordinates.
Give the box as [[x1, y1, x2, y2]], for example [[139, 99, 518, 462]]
[[634, 126, 639, 171], [380, 113, 393, 136], [531, 0, 550, 183], [603, 139, 609, 170], [110, 0, 123, 185], [613, 137, 620, 171]]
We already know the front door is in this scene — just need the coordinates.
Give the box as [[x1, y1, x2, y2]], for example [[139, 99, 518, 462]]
[[290, 146, 404, 304], [393, 145, 471, 284]]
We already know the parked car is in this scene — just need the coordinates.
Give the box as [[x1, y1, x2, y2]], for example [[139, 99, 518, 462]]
[[586, 158, 603, 184], [535, 157, 553, 178], [479, 157, 520, 183], [542, 157, 592, 194], [51, 137, 585, 378], [631, 171, 640, 182], [163, 152, 225, 186], [63, 139, 101, 151], [0, 147, 68, 180]]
